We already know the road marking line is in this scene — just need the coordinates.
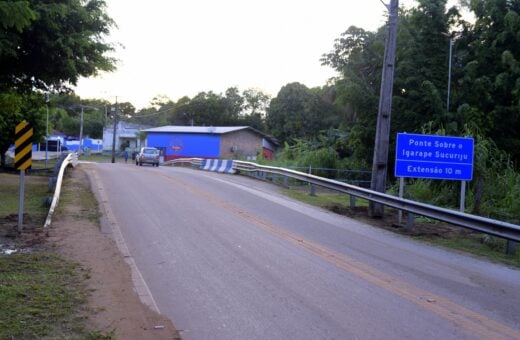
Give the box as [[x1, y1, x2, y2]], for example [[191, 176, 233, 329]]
[[161, 172, 520, 339]]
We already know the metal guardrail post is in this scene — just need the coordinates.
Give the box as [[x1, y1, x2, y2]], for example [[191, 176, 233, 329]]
[[506, 240, 517, 256], [350, 195, 356, 208], [309, 183, 316, 196], [398, 177, 404, 225], [406, 212, 415, 231], [283, 176, 289, 188]]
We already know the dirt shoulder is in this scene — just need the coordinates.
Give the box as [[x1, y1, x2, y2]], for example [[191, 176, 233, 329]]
[[46, 165, 180, 339]]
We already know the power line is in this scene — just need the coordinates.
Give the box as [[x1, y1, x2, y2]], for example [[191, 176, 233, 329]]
[[132, 107, 176, 118]]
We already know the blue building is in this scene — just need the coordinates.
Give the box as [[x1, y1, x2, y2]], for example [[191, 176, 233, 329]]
[[142, 126, 277, 161]]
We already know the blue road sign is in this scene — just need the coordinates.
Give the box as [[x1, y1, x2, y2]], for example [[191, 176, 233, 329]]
[[395, 133, 474, 180]]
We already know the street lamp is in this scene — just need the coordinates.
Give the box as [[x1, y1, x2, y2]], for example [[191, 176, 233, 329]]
[[442, 31, 461, 113]]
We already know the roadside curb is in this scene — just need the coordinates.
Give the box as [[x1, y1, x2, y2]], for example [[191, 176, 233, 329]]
[[86, 165, 161, 314]]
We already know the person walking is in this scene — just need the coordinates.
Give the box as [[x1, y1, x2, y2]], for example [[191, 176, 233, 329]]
[[124, 150, 129, 163]]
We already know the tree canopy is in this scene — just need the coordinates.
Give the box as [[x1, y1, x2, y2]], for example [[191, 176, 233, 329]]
[[128, 87, 271, 132], [0, 0, 115, 93], [265, 82, 340, 143], [320, 0, 520, 166], [0, 0, 116, 166]]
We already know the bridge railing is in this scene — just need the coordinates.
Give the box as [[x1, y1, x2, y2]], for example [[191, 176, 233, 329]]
[[167, 158, 520, 247]]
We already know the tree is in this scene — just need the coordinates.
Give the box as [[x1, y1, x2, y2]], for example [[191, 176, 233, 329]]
[[0, 91, 46, 166], [266, 82, 338, 143], [321, 26, 384, 161], [239, 88, 269, 130], [224, 87, 244, 121], [321, 1, 465, 165], [457, 0, 520, 164], [0, 1, 36, 33], [0, 0, 115, 93], [242, 88, 270, 117], [392, 0, 464, 135], [0, 0, 116, 166]]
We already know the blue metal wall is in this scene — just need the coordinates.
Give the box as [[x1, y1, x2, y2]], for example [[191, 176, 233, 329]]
[[147, 133, 220, 158]]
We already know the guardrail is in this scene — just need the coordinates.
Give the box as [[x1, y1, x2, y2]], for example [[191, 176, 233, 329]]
[[43, 152, 78, 230], [167, 158, 520, 249]]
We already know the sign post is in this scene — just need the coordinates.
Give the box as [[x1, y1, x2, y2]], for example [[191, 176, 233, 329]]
[[395, 133, 474, 214], [15, 121, 33, 232]]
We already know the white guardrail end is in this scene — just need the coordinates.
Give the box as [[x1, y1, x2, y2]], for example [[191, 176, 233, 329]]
[[43, 153, 76, 229]]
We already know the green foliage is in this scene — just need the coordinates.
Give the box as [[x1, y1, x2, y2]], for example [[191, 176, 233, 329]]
[[128, 87, 270, 131], [0, 1, 36, 32], [265, 129, 370, 179], [456, 0, 520, 163], [265, 82, 340, 143], [0, 0, 116, 167], [0, 173, 48, 219], [0, 91, 47, 166], [0, 0, 116, 93]]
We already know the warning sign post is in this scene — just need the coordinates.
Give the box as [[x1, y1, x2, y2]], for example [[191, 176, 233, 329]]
[[15, 121, 33, 231]]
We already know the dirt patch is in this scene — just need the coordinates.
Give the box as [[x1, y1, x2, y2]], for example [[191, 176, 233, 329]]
[[12, 167, 180, 339], [0, 214, 47, 254]]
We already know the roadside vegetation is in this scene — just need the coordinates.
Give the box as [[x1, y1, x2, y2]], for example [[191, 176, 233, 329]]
[[0, 253, 90, 339], [0, 174, 48, 220], [0, 172, 112, 339]]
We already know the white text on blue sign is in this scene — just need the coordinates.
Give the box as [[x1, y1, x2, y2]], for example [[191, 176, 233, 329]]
[[395, 133, 474, 181]]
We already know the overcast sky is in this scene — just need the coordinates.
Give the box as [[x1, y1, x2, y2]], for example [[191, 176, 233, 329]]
[[74, 0, 419, 109]]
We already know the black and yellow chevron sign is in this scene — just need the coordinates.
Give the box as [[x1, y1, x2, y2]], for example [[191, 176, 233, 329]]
[[15, 121, 33, 170]]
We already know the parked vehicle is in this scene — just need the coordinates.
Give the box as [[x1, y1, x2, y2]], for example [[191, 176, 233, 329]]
[[136, 147, 160, 166]]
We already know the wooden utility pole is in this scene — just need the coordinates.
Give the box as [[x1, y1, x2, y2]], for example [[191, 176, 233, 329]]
[[369, 0, 399, 218]]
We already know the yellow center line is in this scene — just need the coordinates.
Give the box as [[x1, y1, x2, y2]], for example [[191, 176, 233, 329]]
[[162, 172, 520, 339]]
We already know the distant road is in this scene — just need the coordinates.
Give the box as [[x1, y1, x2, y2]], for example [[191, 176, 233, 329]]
[[89, 163, 520, 340]]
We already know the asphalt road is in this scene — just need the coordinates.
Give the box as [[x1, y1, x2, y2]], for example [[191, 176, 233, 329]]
[[88, 162, 520, 340]]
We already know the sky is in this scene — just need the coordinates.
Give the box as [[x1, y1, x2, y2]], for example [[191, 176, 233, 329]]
[[74, 0, 419, 109]]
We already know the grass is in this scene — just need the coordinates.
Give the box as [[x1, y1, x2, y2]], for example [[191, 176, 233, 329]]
[[0, 253, 87, 338], [0, 173, 49, 222], [31, 158, 58, 170], [0, 170, 113, 339], [78, 153, 126, 163], [58, 171, 101, 225], [282, 186, 520, 268]]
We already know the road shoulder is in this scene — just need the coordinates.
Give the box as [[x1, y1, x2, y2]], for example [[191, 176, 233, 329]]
[[47, 164, 179, 339]]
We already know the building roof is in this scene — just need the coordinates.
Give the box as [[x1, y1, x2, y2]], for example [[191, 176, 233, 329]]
[[143, 125, 279, 145], [143, 126, 249, 134]]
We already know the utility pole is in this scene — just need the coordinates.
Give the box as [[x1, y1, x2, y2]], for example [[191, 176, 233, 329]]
[[111, 97, 118, 163], [369, 0, 399, 218], [44, 93, 49, 168], [79, 106, 84, 154]]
